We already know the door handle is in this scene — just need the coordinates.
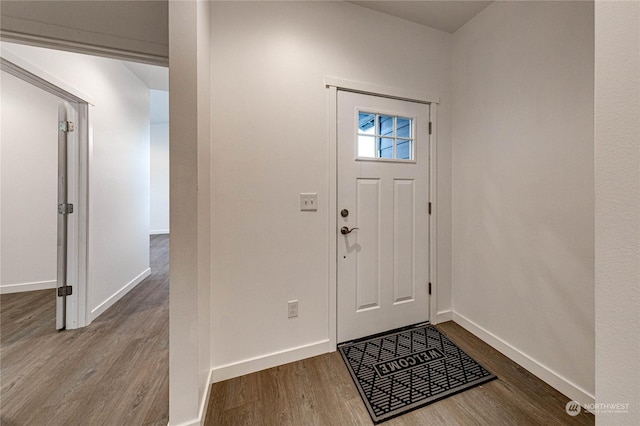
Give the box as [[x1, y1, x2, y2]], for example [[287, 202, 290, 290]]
[[340, 226, 359, 235]]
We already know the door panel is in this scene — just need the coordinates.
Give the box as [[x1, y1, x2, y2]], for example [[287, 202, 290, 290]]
[[393, 178, 415, 304], [337, 91, 430, 343], [355, 178, 381, 311]]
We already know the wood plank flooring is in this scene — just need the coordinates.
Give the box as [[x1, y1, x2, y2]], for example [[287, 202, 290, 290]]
[[0, 234, 169, 426], [2, 234, 596, 426], [206, 322, 595, 425]]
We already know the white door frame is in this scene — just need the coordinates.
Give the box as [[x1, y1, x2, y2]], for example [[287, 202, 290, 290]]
[[326, 77, 439, 350], [1, 53, 91, 329]]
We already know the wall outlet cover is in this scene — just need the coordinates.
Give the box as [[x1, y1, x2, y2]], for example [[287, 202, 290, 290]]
[[288, 300, 299, 318], [300, 193, 318, 211]]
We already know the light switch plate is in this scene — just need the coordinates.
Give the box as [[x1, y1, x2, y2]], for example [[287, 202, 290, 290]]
[[300, 193, 318, 211]]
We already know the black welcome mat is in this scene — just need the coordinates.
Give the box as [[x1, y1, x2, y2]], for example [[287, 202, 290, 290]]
[[338, 323, 497, 424]]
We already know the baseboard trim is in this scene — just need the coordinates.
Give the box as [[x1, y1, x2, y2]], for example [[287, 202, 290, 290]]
[[452, 311, 595, 406], [198, 368, 214, 426], [171, 369, 214, 426], [170, 419, 199, 426], [150, 229, 170, 235], [0, 280, 56, 294], [211, 339, 331, 383], [89, 268, 150, 322], [434, 309, 453, 324]]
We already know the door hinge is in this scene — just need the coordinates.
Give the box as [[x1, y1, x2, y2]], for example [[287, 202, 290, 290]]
[[59, 120, 75, 133], [57, 285, 73, 297], [428, 202, 432, 215], [428, 282, 432, 295], [428, 121, 432, 135], [58, 203, 74, 215]]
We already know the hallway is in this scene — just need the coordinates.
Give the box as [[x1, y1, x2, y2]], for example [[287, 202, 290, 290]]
[[0, 235, 169, 425]]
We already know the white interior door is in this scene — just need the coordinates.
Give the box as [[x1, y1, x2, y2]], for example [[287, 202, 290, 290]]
[[337, 90, 430, 343], [56, 103, 68, 330], [56, 102, 78, 330]]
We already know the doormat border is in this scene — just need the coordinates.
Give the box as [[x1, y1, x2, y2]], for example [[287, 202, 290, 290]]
[[338, 322, 497, 424]]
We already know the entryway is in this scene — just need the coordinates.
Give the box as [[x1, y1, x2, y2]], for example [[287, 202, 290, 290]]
[[206, 322, 595, 425]]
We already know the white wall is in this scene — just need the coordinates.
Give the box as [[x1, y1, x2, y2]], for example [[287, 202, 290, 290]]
[[150, 123, 169, 234], [451, 1, 594, 404], [168, 1, 212, 424], [1, 42, 151, 322], [150, 90, 170, 235], [0, 0, 168, 64], [595, 1, 640, 424], [0, 71, 59, 293], [209, 1, 452, 377]]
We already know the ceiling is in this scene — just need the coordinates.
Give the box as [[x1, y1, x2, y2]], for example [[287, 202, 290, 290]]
[[350, 1, 493, 34]]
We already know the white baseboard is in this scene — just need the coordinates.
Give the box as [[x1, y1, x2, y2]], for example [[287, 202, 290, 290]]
[[150, 229, 170, 235], [89, 268, 150, 322], [169, 368, 214, 426], [0, 280, 56, 294], [170, 418, 199, 426], [198, 369, 214, 425], [434, 309, 453, 324], [211, 339, 331, 383], [452, 311, 595, 406]]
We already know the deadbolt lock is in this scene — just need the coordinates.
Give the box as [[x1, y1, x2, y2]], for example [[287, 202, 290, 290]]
[[340, 209, 349, 217]]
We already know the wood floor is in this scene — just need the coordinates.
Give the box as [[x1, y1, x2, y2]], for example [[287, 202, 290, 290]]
[[2, 236, 596, 426], [206, 322, 595, 426], [0, 234, 169, 426]]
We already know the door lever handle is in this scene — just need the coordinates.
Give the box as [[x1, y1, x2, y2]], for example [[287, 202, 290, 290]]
[[340, 226, 359, 235]]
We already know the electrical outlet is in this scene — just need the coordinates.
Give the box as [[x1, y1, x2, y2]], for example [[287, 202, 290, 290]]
[[288, 300, 298, 318], [300, 193, 318, 211]]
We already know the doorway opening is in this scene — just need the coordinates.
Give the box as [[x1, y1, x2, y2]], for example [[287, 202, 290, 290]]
[[326, 79, 440, 348], [1, 54, 88, 329], [336, 90, 431, 343]]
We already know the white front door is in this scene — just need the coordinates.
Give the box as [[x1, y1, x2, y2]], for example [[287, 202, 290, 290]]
[[337, 90, 430, 343]]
